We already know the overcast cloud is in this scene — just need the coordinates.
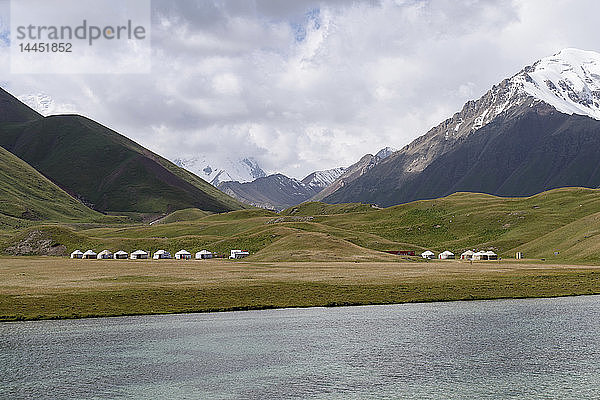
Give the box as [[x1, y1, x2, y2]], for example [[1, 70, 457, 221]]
[[1, 0, 599, 178]]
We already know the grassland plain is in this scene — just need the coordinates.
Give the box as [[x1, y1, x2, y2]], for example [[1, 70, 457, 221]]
[[1, 257, 600, 321], [3, 187, 600, 320]]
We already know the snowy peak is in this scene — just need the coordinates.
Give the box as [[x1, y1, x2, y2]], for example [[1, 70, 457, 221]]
[[439, 48, 600, 142], [301, 167, 346, 190], [375, 146, 397, 160], [515, 48, 600, 120], [173, 155, 266, 186]]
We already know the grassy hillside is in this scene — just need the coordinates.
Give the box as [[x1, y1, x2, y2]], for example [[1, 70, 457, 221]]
[[0, 112, 246, 214], [152, 208, 213, 225], [0, 146, 102, 228], [0, 88, 41, 123], [5, 187, 600, 262]]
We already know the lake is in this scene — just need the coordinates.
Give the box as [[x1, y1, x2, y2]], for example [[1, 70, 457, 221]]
[[1, 296, 599, 399]]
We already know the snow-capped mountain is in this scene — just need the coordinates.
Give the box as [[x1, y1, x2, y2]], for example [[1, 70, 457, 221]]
[[324, 48, 600, 206], [219, 174, 321, 211], [440, 48, 600, 141], [301, 167, 346, 190], [173, 156, 266, 186], [375, 146, 397, 159]]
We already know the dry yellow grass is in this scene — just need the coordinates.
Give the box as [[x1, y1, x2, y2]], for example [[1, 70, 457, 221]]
[[1, 256, 600, 320]]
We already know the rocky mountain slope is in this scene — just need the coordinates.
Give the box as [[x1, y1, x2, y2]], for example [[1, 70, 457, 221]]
[[219, 173, 321, 210], [324, 49, 600, 206], [312, 147, 396, 201], [301, 167, 346, 191], [218, 148, 394, 210]]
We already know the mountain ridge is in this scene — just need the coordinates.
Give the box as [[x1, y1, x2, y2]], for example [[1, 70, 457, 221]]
[[323, 48, 600, 206], [0, 88, 247, 214]]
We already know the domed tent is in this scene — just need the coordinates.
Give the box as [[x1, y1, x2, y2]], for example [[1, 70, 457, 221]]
[[175, 250, 192, 260], [113, 250, 128, 259], [421, 250, 435, 259], [438, 250, 455, 260], [460, 250, 474, 260], [153, 249, 172, 259], [130, 250, 149, 260], [195, 250, 214, 259], [82, 250, 97, 259], [70, 250, 83, 259], [97, 250, 113, 259]]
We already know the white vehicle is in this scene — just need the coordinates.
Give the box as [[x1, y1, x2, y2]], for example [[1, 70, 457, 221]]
[[229, 249, 249, 259]]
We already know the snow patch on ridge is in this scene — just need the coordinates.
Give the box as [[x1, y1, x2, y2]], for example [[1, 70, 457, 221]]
[[515, 48, 600, 120], [173, 155, 266, 186]]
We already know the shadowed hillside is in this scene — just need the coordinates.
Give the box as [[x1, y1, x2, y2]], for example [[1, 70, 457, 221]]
[[0, 88, 246, 214]]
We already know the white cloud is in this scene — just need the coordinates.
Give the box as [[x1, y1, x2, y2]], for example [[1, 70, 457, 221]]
[[2, 0, 600, 178]]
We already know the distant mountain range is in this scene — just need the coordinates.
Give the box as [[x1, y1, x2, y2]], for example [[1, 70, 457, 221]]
[[323, 48, 600, 206], [5, 48, 600, 218], [173, 156, 266, 186], [0, 87, 246, 216], [311, 147, 396, 202], [218, 149, 395, 210]]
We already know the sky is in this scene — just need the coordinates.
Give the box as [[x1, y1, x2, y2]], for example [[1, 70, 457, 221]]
[[1, 0, 600, 178]]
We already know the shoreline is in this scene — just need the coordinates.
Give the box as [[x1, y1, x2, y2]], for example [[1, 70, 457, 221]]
[[2, 257, 600, 322], [3, 291, 600, 323]]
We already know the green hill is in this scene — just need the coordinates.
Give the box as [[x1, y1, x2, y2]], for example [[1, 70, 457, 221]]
[[0, 88, 246, 214], [7, 187, 600, 262], [0, 145, 101, 228], [151, 208, 213, 225], [0, 88, 41, 123]]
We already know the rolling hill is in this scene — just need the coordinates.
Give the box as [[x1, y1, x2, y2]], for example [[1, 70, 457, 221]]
[[0, 145, 101, 228], [0, 88, 246, 214], [6, 187, 600, 263]]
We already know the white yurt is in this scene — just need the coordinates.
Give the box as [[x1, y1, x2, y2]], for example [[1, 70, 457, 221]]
[[97, 250, 113, 259], [113, 250, 129, 259], [153, 249, 172, 259], [421, 250, 435, 259], [175, 250, 192, 260], [195, 250, 213, 259], [70, 250, 84, 259], [484, 250, 498, 260], [438, 250, 455, 260], [460, 250, 474, 260], [130, 250, 149, 260], [472, 251, 486, 261], [82, 250, 97, 259]]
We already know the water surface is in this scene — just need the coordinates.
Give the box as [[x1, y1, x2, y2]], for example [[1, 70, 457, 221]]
[[2, 296, 599, 399]]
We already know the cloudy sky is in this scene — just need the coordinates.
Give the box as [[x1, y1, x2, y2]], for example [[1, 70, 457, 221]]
[[1, 0, 599, 178]]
